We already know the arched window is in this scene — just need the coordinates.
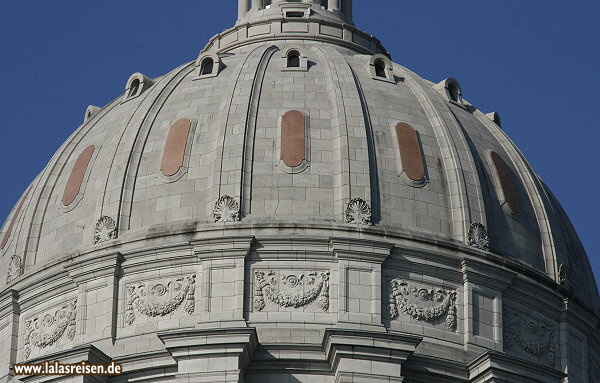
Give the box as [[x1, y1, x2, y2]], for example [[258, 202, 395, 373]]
[[374, 59, 387, 78], [123, 73, 154, 103], [287, 50, 300, 68], [448, 82, 460, 102], [200, 58, 214, 76], [128, 79, 140, 98]]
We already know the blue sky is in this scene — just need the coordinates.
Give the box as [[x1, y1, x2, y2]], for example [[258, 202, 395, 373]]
[[0, 1, 598, 285]]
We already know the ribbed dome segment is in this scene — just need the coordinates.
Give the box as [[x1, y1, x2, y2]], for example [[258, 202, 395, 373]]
[[0, 2, 598, 382]]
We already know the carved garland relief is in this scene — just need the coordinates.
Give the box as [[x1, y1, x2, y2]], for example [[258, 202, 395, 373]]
[[254, 270, 330, 312], [388, 279, 457, 331], [24, 299, 77, 360], [125, 274, 196, 326], [503, 306, 556, 368]]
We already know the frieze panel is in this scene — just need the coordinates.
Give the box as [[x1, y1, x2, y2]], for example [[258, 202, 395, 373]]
[[125, 274, 195, 326], [24, 299, 77, 360], [254, 270, 330, 312], [503, 306, 556, 368], [388, 279, 457, 331]]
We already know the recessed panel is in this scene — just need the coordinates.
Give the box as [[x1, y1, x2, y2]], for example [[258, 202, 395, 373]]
[[491, 151, 522, 214], [161, 118, 191, 177], [62, 145, 95, 206], [281, 111, 306, 168], [395, 123, 425, 181]]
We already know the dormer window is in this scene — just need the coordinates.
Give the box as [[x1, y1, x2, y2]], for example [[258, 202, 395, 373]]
[[84, 105, 100, 123], [434, 78, 465, 107], [448, 82, 460, 102], [282, 48, 308, 72], [200, 58, 214, 76], [374, 59, 386, 78], [122, 73, 155, 103], [128, 79, 140, 98], [287, 50, 300, 68], [367, 54, 395, 83], [194, 53, 222, 79]]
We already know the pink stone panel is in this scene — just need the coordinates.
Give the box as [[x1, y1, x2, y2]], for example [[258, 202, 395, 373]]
[[161, 118, 192, 177], [281, 110, 306, 168], [62, 145, 95, 206], [395, 123, 425, 181]]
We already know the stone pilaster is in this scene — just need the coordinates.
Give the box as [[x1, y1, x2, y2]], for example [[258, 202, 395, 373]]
[[0, 290, 18, 383], [159, 328, 258, 383], [324, 329, 421, 383], [331, 238, 393, 327], [192, 236, 254, 326], [65, 252, 122, 346]]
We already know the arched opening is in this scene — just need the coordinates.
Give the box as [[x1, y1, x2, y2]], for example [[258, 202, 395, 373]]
[[374, 59, 386, 78], [200, 58, 214, 76], [128, 79, 140, 98], [448, 82, 460, 102], [287, 50, 300, 68]]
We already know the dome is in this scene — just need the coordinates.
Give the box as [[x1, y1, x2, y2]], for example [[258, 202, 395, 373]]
[[1, 1, 599, 382]]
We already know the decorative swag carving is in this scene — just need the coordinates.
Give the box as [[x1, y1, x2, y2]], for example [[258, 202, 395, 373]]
[[254, 270, 330, 312], [503, 306, 556, 367], [389, 279, 457, 331], [24, 299, 77, 359], [125, 274, 195, 326]]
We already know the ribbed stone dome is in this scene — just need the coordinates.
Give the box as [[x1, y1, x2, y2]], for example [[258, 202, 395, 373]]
[[1, 1, 598, 382]]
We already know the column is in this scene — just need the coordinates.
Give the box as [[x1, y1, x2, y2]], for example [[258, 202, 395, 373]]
[[328, 0, 339, 10], [252, 0, 263, 9], [341, 0, 352, 21], [238, 0, 250, 20]]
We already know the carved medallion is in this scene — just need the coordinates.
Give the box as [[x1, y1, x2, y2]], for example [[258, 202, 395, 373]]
[[213, 196, 240, 223], [93, 216, 117, 244], [125, 274, 195, 326], [345, 198, 372, 226], [503, 306, 556, 367], [254, 270, 330, 312], [467, 222, 489, 250], [6, 255, 24, 283], [388, 279, 457, 331], [24, 299, 77, 360]]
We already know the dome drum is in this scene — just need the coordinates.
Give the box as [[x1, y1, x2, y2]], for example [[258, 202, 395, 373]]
[[1, 2, 598, 382]]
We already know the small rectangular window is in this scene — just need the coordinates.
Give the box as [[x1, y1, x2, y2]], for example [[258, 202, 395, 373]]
[[286, 12, 304, 18]]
